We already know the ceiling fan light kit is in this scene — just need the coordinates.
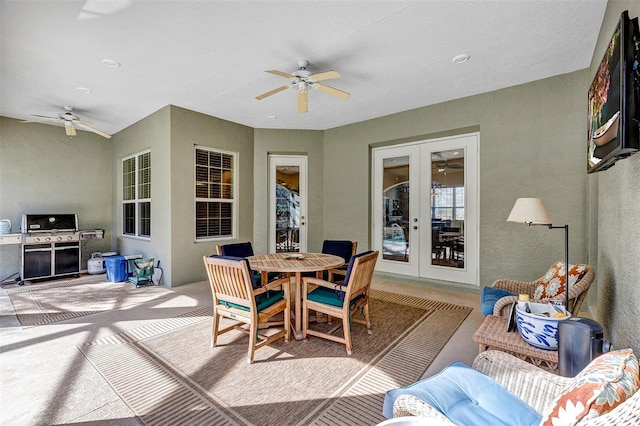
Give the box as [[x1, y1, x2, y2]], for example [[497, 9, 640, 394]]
[[256, 59, 349, 113]]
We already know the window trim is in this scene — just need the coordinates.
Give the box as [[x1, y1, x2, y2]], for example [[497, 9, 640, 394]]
[[194, 145, 238, 242], [122, 149, 151, 240]]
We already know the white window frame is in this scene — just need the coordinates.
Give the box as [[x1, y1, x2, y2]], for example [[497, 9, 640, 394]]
[[122, 149, 151, 239], [194, 146, 238, 241]]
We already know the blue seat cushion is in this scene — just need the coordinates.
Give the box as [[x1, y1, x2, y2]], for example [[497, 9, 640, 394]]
[[221, 290, 285, 312], [480, 286, 516, 316], [383, 362, 542, 425], [307, 286, 343, 307]]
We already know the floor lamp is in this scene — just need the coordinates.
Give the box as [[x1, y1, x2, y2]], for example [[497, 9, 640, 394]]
[[506, 198, 570, 313]]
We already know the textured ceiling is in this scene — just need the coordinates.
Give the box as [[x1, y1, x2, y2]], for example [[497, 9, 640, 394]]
[[0, 0, 607, 136]]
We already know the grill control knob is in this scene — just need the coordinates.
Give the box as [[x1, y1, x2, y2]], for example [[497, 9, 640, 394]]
[[56, 236, 63, 241], [34, 237, 40, 242], [45, 237, 51, 242], [67, 236, 73, 241]]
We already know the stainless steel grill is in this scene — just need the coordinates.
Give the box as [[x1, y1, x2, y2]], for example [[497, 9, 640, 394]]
[[20, 214, 81, 283]]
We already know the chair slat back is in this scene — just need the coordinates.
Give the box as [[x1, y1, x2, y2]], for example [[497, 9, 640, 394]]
[[343, 251, 379, 302], [203, 256, 256, 309]]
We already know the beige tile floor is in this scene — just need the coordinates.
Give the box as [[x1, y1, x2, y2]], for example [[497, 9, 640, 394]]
[[0, 275, 482, 425]]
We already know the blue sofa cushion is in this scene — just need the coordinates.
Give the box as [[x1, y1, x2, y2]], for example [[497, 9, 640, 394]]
[[383, 362, 542, 426], [480, 286, 516, 316]]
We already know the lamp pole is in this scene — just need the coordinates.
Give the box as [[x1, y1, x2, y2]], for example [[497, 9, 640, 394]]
[[548, 224, 569, 313]]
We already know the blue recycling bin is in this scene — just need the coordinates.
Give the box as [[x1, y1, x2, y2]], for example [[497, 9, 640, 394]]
[[105, 255, 127, 282]]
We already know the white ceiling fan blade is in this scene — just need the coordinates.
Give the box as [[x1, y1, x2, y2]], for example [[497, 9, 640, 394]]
[[308, 70, 341, 82], [65, 121, 76, 136], [265, 70, 295, 79], [21, 119, 52, 124], [75, 122, 112, 139], [297, 90, 308, 113], [314, 83, 350, 99], [29, 114, 62, 123], [256, 85, 290, 100]]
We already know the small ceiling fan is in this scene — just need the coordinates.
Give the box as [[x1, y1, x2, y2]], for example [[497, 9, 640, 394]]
[[433, 162, 463, 173], [21, 106, 111, 139], [256, 59, 350, 113]]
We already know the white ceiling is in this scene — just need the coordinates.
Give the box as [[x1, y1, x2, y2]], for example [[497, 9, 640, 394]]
[[0, 0, 607, 136]]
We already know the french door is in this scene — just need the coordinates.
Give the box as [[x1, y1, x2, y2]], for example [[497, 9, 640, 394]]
[[268, 155, 307, 253], [372, 133, 478, 285]]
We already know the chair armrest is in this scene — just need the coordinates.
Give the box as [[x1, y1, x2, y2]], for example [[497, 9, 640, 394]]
[[472, 350, 570, 413], [491, 278, 541, 316], [327, 268, 347, 282], [491, 278, 541, 294], [392, 394, 455, 424], [302, 276, 347, 293], [492, 295, 519, 316], [255, 277, 290, 295]]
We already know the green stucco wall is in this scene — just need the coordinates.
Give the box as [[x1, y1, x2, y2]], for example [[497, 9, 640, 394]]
[[324, 71, 590, 288]]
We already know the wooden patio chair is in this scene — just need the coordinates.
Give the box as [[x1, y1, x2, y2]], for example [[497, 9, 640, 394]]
[[203, 255, 291, 364], [318, 239, 358, 280], [301, 250, 379, 355], [216, 241, 282, 284]]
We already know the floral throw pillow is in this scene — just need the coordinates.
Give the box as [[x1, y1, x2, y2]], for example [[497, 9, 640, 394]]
[[533, 261, 587, 302], [540, 349, 640, 426]]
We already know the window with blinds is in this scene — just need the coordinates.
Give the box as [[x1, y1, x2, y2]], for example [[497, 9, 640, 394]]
[[195, 147, 236, 239], [122, 150, 151, 238]]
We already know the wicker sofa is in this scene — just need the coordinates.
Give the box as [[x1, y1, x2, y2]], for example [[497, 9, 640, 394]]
[[390, 350, 640, 425]]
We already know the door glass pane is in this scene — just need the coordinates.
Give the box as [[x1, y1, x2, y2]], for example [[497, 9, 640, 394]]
[[275, 166, 300, 253], [431, 149, 465, 268], [382, 156, 409, 262]]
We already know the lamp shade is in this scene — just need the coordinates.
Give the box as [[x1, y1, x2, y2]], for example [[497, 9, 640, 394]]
[[507, 198, 552, 225]]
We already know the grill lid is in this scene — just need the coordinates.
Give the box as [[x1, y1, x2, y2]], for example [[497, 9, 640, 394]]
[[21, 214, 78, 233]]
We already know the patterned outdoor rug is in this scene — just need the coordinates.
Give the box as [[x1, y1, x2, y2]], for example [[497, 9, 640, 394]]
[[8, 275, 171, 327], [79, 289, 471, 425]]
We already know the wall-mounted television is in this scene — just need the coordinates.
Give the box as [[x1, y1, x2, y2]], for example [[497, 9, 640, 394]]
[[587, 10, 640, 173]]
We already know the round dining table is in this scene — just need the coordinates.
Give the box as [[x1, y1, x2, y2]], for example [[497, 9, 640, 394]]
[[248, 252, 344, 340]]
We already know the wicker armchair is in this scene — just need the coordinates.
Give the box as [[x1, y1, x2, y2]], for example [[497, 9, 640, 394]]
[[393, 350, 640, 425], [491, 263, 595, 317]]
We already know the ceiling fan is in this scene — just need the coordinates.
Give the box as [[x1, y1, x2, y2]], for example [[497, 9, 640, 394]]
[[255, 59, 350, 113], [433, 162, 464, 173], [21, 106, 111, 139]]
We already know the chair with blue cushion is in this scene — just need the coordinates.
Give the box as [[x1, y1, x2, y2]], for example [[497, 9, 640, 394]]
[[319, 239, 357, 280], [301, 250, 378, 355], [479, 263, 595, 317], [203, 255, 291, 364], [216, 242, 280, 284], [385, 349, 640, 425], [383, 356, 543, 425]]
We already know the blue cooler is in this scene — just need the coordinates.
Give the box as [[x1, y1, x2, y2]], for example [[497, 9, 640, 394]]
[[105, 255, 127, 282]]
